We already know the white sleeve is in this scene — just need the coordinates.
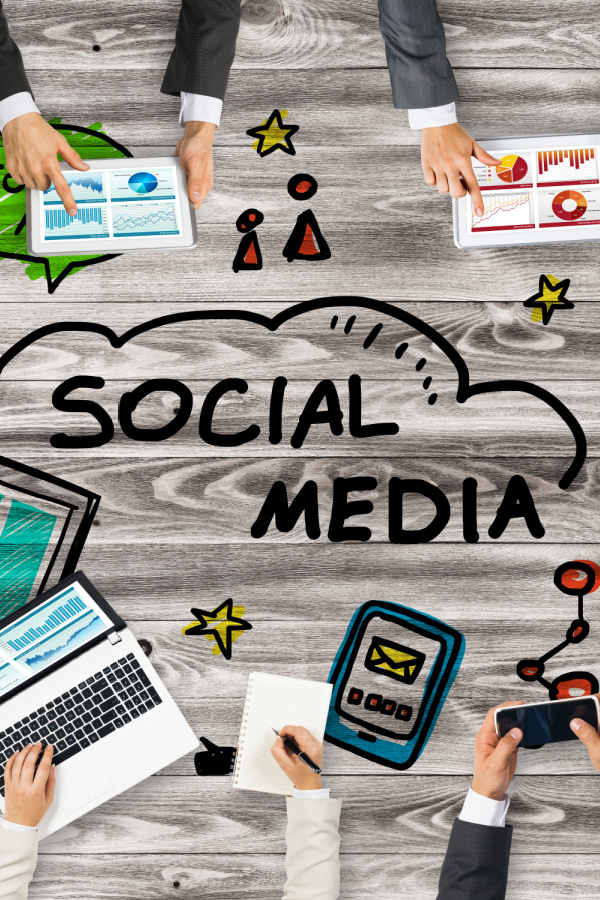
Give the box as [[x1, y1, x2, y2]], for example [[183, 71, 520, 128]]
[[292, 787, 330, 800], [0, 92, 41, 132], [179, 93, 223, 128], [408, 102, 457, 131], [0, 820, 37, 833], [459, 787, 510, 828]]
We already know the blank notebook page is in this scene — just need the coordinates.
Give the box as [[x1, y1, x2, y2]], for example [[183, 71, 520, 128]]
[[233, 672, 333, 795]]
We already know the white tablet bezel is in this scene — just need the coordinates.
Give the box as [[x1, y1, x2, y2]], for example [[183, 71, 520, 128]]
[[453, 133, 600, 249], [27, 157, 197, 255]]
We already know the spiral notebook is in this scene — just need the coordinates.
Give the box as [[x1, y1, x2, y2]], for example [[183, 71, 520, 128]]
[[232, 672, 333, 795]]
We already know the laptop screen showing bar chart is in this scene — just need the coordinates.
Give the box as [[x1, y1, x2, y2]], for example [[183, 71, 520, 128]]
[[0, 583, 113, 699]]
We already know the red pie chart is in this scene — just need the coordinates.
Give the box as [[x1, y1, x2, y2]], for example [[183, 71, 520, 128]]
[[496, 154, 528, 184], [552, 189, 587, 221]]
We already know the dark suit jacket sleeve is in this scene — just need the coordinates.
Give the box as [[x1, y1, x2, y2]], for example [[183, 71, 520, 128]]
[[437, 819, 513, 900], [378, 0, 459, 109], [161, 0, 241, 101], [0, 0, 33, 103]]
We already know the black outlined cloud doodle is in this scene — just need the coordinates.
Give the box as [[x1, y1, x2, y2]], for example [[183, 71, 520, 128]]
[[0, 297, 586, 491]]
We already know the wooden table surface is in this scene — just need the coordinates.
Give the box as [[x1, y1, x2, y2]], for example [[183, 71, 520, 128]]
[[3, 1, 600, 897]]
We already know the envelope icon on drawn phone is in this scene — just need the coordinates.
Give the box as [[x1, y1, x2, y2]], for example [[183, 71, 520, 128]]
[[364, 637, 426, 685]]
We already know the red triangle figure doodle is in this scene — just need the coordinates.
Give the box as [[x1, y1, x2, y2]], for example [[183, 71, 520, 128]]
[[232, 208, 264, 272], [283, 174, 331, 263]]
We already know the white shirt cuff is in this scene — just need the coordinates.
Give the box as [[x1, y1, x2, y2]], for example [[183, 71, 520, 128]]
[[0, 818, 37, 833], [459, 788, 510, 828], [292, 787, 330, 800], [408, 103, 457, 131], [179, 92, 223, 128], [0, 92, 41, 132]]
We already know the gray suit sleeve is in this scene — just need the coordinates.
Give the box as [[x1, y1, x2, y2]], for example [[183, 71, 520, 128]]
[[378, 0, 459, 109], [437, 819, 513, 900], [161, 0, 241, 102], [0, 0, 33, 103]]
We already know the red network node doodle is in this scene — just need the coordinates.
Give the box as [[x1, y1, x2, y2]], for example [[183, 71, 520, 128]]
[[517, 560, 600, 700]]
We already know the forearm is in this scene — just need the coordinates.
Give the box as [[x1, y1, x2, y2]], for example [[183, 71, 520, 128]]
[[283, 798, 341, 900], [0, 828, 38, 900], [378, 0, 459, 109], [161, 0, 241, 101], [0, 1, 32, 103]]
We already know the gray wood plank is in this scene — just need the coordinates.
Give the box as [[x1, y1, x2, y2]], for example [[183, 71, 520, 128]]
[[8, 0, 600, 71]]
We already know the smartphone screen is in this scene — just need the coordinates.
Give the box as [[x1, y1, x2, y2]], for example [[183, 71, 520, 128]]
[[496, 697, 598, 748]]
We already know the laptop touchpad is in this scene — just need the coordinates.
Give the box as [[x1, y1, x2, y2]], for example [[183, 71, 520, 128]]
[[56, 754, 115, 814]]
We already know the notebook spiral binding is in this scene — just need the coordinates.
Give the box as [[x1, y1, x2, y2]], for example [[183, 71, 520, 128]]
[[232, 673, 255, 785]]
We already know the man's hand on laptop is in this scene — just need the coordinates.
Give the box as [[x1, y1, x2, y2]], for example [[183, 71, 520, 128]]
[[2, 113, 89, 215], [175, 120, 215, 211], [4, 743, 55, 827], [421, 123, 502, 219]]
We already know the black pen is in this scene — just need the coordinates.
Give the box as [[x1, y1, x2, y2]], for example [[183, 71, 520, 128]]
[[272, 728, 322, 774]]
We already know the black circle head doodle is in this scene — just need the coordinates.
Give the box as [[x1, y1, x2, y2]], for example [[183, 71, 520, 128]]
[[554, 560, 598, 596], [236, 208, 264, 233], [287, 174, 318, 201]]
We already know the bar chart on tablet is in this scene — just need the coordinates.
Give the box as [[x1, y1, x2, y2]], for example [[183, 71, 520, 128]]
[[537, 148, 599, 186]]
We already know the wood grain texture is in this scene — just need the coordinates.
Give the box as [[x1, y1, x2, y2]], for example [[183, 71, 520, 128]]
[[7, 0, 600, 71]]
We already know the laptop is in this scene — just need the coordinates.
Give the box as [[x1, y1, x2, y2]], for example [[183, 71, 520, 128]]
[[0, 572, 199, 838]]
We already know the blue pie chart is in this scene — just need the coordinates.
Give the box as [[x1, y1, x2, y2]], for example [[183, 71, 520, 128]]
[[128, 171, 158, 194]]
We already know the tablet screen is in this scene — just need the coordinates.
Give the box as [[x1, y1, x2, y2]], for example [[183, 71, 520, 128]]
[[469, 145, 600, 235], [41, 165, 183, 242]]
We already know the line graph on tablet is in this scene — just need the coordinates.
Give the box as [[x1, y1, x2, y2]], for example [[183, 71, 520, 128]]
[[471, 192, 534, 232], [111, 203, 180, 237]]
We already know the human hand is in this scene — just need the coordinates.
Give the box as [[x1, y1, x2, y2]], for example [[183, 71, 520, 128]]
[[471, 702, 523, 801], [421, 123, 502, 218], [175, 121, 215, 211], [2, 113, 89, 215], [271, 725, 324, 791], [4, 743, 55, 827], [570, 702, 600, 771]]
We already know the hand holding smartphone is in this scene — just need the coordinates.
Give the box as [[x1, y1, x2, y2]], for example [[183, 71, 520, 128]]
[[495, 695, 600, 749]]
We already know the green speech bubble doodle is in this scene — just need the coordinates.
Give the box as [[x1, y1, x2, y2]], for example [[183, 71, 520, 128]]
[[0, 120, 131, 294]]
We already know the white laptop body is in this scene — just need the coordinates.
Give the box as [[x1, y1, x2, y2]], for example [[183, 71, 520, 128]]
[[0, 573, 199, 838]]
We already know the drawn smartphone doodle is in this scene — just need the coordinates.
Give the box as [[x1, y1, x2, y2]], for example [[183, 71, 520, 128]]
[[325, 601, 465, 769]]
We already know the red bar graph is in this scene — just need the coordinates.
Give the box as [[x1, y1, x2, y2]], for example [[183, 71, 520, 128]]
[[536, 147, 599, 186]]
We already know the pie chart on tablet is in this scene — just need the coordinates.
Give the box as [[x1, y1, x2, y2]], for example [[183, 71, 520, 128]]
[[496, 155, 528, 184], [552, 189, 587, 221], [128, 172, 158, 195]]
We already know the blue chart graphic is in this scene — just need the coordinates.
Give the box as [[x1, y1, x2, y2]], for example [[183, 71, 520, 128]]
[[44, 173, 106, 205], [128, 172, 158, 195], [112, 203, 179, 237], [44, 206, 108, 241], [15, 610, 104, 672], [6, 594, 86, 651]]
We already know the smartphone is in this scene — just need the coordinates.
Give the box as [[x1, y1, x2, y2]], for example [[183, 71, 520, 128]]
[[495, 695, 600, 749]]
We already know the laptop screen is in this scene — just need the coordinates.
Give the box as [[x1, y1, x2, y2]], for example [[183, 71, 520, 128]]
[[0, 581, 114, 700]]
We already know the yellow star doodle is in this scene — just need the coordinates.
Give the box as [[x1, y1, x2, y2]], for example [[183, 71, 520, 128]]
[[523, 273, 574, 325], [246, 109, 299, 157], [182, 599, 252, 659]]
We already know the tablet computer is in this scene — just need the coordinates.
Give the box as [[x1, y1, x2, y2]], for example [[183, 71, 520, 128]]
[[27, 157, 197, 256], [453, 133, 600, 249]]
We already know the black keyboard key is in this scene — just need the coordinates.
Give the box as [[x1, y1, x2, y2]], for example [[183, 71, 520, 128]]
[[30, 732, 41, 742], [90, 733, 99, 743], [131, 709, 140, 719], [107, 673, 117, 684], [21, 725, 31, 736], [139, 704, 147, 714], [82, 688, 93, 699], [101, 689, 113, 701], [66, 711, 75, 722], [121, 677, 131, 687], [102, 709, 118, 724], [82, 712, 93, 724], [125, 700, 134, 710], [66, 735, 76, 746], [118, 657, 127, 665], [127, 653, 135, 660], [30, 712, 38, 719], [55, 728, 66, 740], [115, 668, 125, 678], [145, 699, 155, 710], [23, 716, 30, 724], [39, 727, 49, 738], [110, 663, 118, 670], [140, 691, 149, 701], [57, 716, 66, 727], [74, 718, 83, 729], [48, 709, 58, 720], [133, 696, 142, 706], [46, 702, 54, 710], [114, 719, 124, 728], [65, 724, 75, 735], [14, 721, 22, 729], [131, 660, 140, 669], [127, 687, 136, 698], [57, 739, 67, 751], [61, 692, 70, 700], [53, 744, 81, 766], [123, 664, 133, 674], [80, 738, 90, 748], [122, 714, 131, 723], [92, 718, 102, 731], [12, 730, 22, 741], [78, 682, 87, 690], [92, 679, 108, 694], [64, 699, 75, 710], [100, 696, 119, 713], [55, 704, 66, 715], [102, 667, 111, 675], [86, 677, 95, 685], [116, 704, 125, 715], [75, 705, 84, 717], [38, 715, 48, 726], [83, 699, 94, 711], [138, 671, 151, 688], [118, 692, 128, 702], [36, 708, 45, 716], [83, 724, 94, 735], [69, 688, 78, 695], [73, 694, 83, 705], [75, 730, 85, 741], [97, 723, 115, 738], [6, 727, 13, 734]]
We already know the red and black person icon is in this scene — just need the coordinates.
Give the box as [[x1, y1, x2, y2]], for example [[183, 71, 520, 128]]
[[232, 208, 264, 272], [283, 174, 331, 263]]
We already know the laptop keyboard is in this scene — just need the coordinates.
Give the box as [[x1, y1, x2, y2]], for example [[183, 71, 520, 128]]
[[0, 653, 163, 796]]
